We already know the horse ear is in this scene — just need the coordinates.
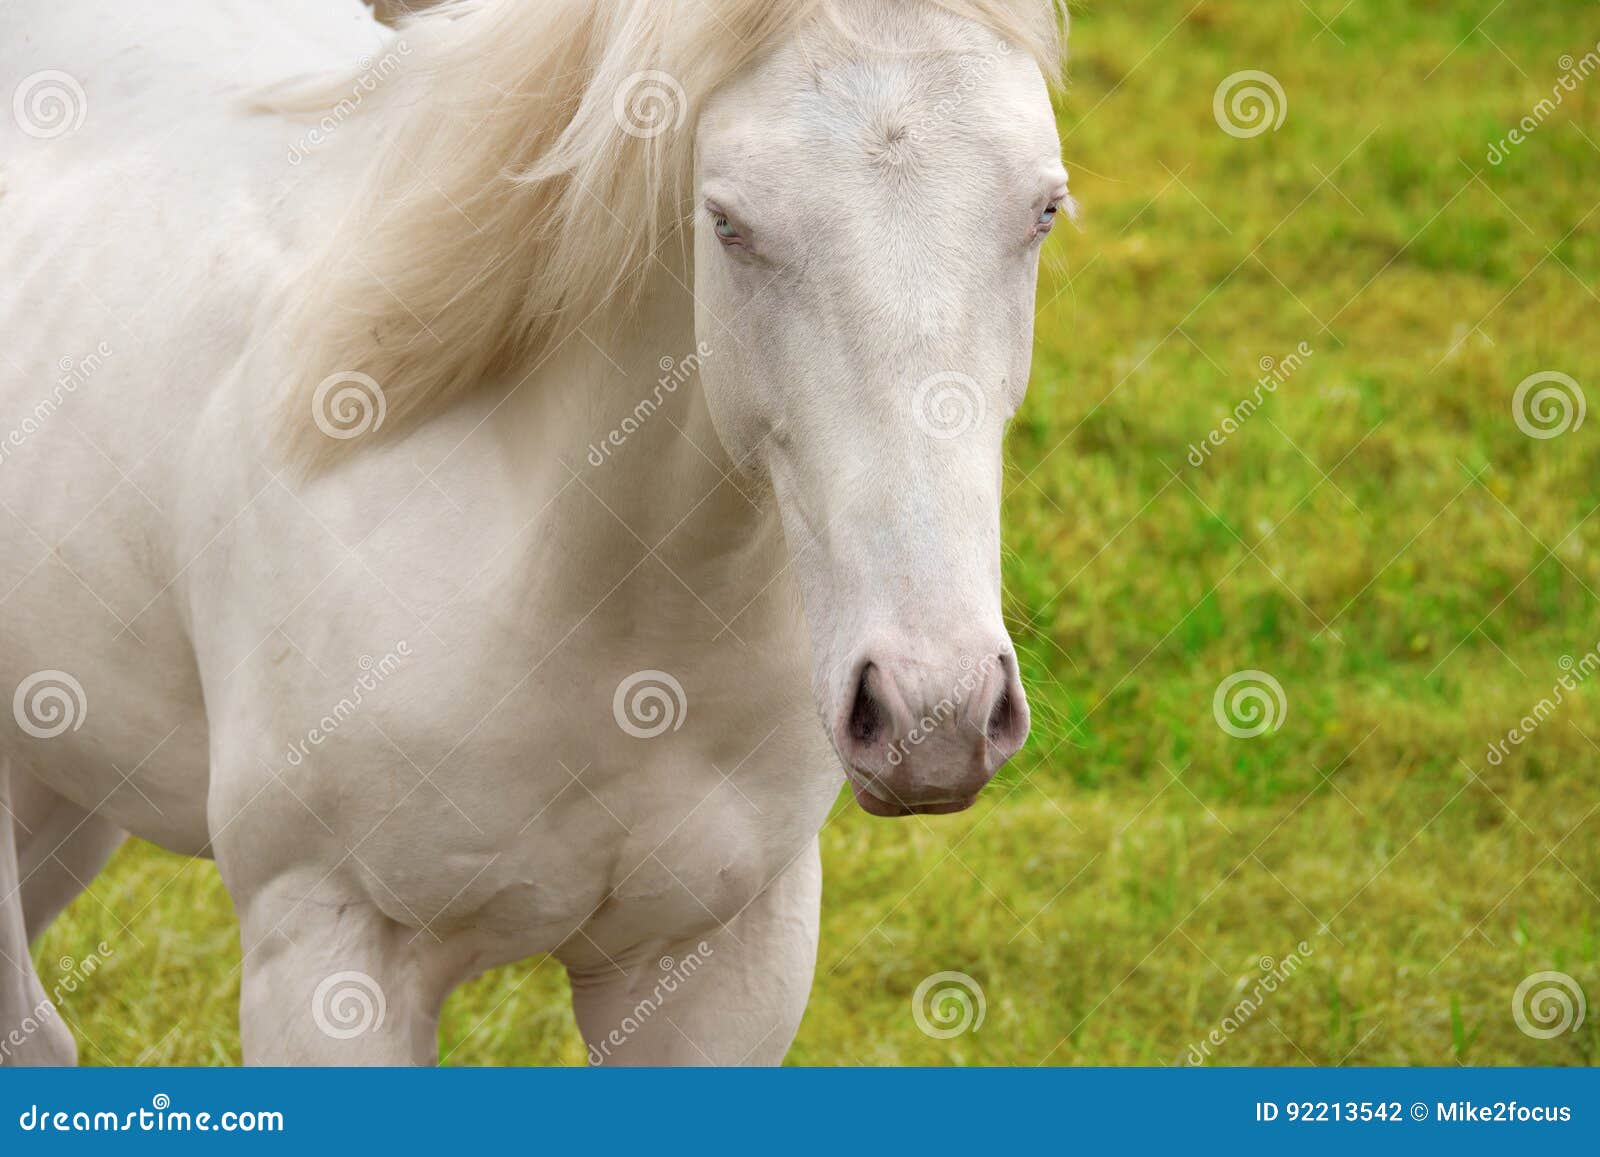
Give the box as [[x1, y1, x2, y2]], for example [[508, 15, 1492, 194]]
[[363, 0, 446, 27]]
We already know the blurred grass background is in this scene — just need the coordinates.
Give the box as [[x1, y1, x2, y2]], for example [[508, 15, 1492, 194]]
[[36, 0, 1600, 1064]]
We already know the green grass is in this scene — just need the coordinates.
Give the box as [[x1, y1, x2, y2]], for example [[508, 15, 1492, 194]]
[[36, 0, 1600, 1065]]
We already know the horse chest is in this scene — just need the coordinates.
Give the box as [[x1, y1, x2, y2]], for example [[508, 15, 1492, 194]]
[[348, 719, 837, 965]]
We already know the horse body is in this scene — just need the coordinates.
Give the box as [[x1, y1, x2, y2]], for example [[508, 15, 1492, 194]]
[[1, 0, 1063, 1064], [0, 0, 367, 857]]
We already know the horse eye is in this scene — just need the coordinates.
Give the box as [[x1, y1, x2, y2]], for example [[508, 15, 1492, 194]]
[[713, 214, 739, 241], [1037, 201, 1059, 230]]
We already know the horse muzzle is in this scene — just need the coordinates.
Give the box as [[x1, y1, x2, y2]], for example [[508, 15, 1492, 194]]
[[832, 643, 1029, 817]]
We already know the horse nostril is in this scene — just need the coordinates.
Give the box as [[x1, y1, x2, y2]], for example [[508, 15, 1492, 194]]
[[848, 663, 884, 746], [986, 685, 1017, 744], [984, 651, 1028, 757]]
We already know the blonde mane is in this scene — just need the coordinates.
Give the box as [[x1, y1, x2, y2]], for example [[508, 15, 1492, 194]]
[[283, 0, 1066, 462]]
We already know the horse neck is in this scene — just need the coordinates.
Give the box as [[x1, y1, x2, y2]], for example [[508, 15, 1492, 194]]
[[497, 256, 794, 642]]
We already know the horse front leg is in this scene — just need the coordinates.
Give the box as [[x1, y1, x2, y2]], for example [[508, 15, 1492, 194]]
[[569, 838, 821, 1066], [0, 760, 80, 1066], [231, 875, 447, 1066]]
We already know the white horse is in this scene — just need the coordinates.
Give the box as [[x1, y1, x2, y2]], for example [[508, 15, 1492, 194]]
[[0, 0, 1066, 1064]]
